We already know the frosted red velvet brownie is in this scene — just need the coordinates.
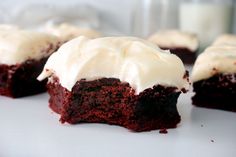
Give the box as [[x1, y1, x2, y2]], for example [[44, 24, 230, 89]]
[[148, 30, 199, 64], [191, 46, 236, 112], [38, 36, 189, 132], [212, 34, 236, 47], [44, 23, 101, 43], [0, 25, 60, 98]]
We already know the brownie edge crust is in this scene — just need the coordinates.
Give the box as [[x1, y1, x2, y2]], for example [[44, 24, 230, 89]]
[[47, 77, 182, 132], [0, 58, 48, 98], [192, 74, 236, 112]]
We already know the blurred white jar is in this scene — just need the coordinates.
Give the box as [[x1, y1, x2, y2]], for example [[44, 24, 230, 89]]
[[179, 0, 234, 49], [132, 0, 179, 37]]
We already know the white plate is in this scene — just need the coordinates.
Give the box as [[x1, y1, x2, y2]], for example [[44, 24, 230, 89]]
[[0, 91, 235, 157]]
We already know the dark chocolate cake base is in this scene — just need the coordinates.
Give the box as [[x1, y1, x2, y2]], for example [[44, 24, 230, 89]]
[[192, 74, 236, 112], [0, 58, 48, 98], [160, 47, 197, 65], [47, 77, 182, 132]]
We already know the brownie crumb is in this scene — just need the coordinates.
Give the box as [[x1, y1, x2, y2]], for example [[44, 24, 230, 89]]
[[159, 129, 168, 134], [180, 71, 190, 93], [183, 71, 189, 79], [212, 67, 217, 71], [181, 88, 188, 93]]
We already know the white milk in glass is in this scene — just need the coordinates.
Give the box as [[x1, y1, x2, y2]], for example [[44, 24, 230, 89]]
[[180, 2, 233, 49], [132, 0, 179, 37]]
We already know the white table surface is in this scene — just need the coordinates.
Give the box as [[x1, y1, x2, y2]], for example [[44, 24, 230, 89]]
[[0, 91, 235, 157]]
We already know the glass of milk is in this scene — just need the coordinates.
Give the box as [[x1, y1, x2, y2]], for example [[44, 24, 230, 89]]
[[132, 0, 179, 37], [179, 0, 234, 50]]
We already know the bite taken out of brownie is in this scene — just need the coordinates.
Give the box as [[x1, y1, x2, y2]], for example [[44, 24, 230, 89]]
[[47, 77, 183, 132], [38, 36, 189, 132]]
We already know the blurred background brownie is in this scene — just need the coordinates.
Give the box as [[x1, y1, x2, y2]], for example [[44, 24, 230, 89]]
[[0, 25, 60, 98], [44, 23, 101, 43], [38, 36, 189, 132], [191, 46, 236, 112], [212, 34, 236, 46], [148, 30, 199, 64]]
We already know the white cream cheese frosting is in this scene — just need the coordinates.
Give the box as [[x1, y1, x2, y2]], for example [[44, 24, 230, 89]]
[[148, 30, 199, 52], [44, 23, 101, 42], [38, 36, 189, 94], [0, 26, 60, 65], [191, 46, 236, 83], [212, 34, 236, 47]]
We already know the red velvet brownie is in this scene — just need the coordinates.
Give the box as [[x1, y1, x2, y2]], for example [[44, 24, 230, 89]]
[[212, 34, 236, 47], [0, 26, 60, 98], [44, 23, 101, 43], [38, 36, 189, 132], [148, 30, 199, 64], [191, 46, 236, 112]]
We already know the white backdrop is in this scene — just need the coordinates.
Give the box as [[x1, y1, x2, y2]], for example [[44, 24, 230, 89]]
[[0, 0, 135, 35], [0, 0, 235, 36]]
